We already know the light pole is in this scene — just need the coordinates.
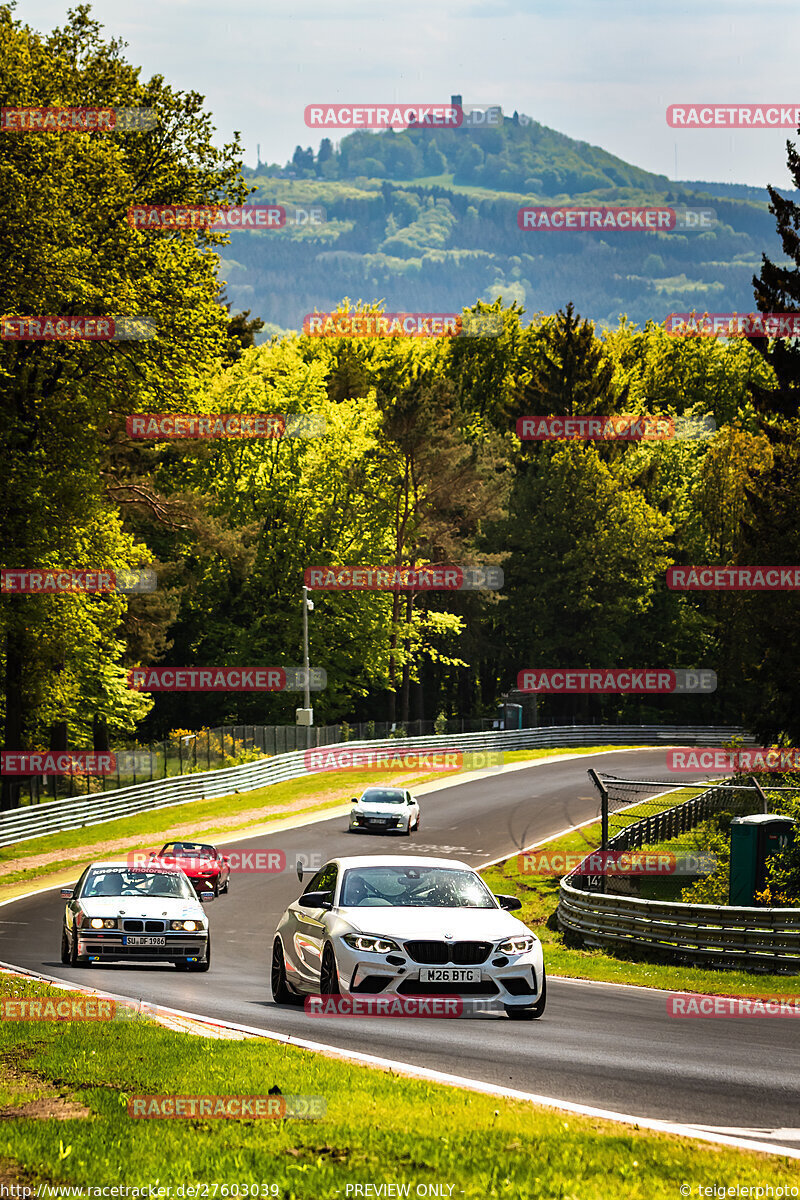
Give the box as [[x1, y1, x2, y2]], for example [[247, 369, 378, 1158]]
[[296, 586, 314, 726]]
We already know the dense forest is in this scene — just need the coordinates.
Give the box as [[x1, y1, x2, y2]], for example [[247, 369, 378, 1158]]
[[1, 6, 799, 792]]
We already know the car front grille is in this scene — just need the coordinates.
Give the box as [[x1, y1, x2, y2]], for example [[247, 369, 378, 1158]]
[[84, 943, 198, 958], [121, 920, 166, 933], [397, 979, 499, 997], [403, 941, 492, 965]]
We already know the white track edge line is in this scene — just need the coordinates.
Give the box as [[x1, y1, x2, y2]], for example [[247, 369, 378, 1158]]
[[1, 960, 797, 1162]]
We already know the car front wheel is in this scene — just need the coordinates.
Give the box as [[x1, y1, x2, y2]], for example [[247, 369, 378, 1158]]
[[505, 975, 546, 1020], [60, 926, 70, 965], [69, 928, 87, 968], [320, 943, 340, 995]]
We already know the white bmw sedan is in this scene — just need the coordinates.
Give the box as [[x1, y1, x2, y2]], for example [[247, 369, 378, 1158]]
[[349, 786, 420, 835], [60, 861, 213, 970], [271, 855, 545, 1019]]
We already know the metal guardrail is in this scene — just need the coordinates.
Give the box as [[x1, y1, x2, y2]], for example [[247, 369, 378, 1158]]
[[0, 724, 752, 849], [558, 783, 800, 969]]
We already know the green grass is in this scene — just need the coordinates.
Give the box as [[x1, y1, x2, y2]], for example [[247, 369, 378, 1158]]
[[0, 746, 635, 897], [0, 974, 796, 1197], [480, 818, 800, 996]]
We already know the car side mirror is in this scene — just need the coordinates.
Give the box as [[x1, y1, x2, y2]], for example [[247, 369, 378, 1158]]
[[495, 894, 522, 911], [199, 891, 216, 904], [297, 890, 333, 910], [350, 796, 358, 803], [296, 861, 304, 883], [222, 856, 230, 865], [60, 886, 76, 899]]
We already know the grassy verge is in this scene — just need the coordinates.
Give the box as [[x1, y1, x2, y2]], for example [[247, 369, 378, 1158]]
[[481, 817, 800, 996], [0, 746, 634, 901], [0, 974, 796, 1198]]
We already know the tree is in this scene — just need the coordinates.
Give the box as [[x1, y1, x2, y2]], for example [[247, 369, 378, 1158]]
[[0, 4, 248, 803]]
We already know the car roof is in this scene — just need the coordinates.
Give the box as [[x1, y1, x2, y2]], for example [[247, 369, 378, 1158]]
[[328, 855, 473, 871], [84, 861, 185, 870]]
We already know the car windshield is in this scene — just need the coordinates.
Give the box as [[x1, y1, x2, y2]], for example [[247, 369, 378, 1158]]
[[340, 866, 496, 908], [159, 843, 215, 859], [360, 790, 405, 805], [81, 868, 196, 900]]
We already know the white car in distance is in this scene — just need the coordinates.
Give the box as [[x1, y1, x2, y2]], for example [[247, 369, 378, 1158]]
[[271, 855, 546, 1019], [349, 786, 420, 835]]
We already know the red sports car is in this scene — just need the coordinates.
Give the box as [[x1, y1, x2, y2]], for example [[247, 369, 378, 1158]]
[[149, 841, 230, 896]]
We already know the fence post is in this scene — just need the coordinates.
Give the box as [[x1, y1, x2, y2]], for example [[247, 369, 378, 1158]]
[[750, 775, 769, 815]]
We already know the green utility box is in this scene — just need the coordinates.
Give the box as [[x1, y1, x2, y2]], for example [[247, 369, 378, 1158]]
[[728, 814, 796, 906]]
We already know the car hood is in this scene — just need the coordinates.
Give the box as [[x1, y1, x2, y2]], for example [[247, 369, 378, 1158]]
[[339, 907, 534, 942], [78, 896, 204, 920]]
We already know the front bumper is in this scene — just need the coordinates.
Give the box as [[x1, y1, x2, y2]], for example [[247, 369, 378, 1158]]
[[349, 814, 407, 832], [76, 932, 208, 962], [334, 941, 543, 1009]]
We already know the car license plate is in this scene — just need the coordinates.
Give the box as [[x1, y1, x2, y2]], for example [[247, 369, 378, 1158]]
[[123, 936, 165, 946], [418, 968, 480, 983]]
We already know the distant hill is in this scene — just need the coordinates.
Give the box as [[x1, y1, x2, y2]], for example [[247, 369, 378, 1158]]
[[224, 114, 788, 332], [276, 111, 670, 197]]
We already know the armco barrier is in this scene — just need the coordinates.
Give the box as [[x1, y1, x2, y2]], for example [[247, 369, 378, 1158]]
[[558, 782, 800, 970], [558, 881, 800, 969], [0, 724, 752, 848]]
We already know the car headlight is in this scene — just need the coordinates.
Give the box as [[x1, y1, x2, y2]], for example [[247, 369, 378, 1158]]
[[497, 936, 537, 953], [342, 934, 399, 953], [171, 920, 199, 931], [89, 917, 117, 930]]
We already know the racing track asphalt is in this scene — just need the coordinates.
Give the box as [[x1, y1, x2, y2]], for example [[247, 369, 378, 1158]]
[[2, 749, 798, 1152]]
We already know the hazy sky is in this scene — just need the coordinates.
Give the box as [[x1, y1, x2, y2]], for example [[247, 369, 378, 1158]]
[[16, 0, 800, 190]]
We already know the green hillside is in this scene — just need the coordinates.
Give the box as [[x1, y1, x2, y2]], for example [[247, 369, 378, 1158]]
[[221, 113, 787, 332]]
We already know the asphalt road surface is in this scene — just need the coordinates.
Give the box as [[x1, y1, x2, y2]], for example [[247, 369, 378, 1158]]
[[2, 749, 798, 1153]]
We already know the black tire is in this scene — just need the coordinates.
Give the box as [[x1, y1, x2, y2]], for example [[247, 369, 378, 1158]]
[[271, 939, 302, 1005], [319, 943, 340, 995], [221, 877, 229, 894], [505, 975, 546, 1021], [188, 936, 211, 972], [69, 926, 87, 968], [60, 926, 70, 965]]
